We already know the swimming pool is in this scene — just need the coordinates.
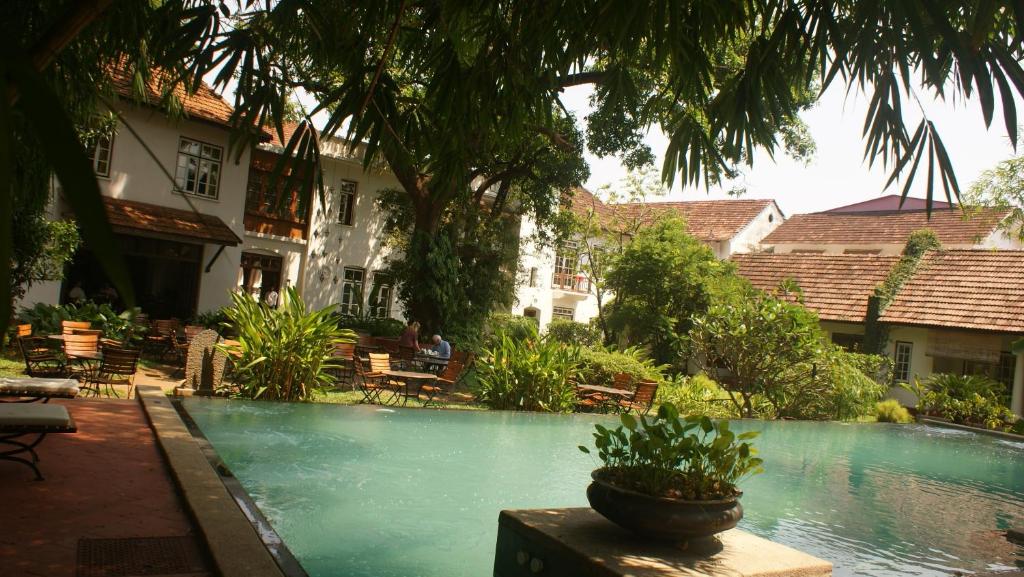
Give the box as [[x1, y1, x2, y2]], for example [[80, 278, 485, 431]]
[[182, 399, 1024, 577]]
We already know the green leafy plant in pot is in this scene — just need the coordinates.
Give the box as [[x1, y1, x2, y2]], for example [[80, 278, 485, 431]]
[[579, 403, 763, 542]]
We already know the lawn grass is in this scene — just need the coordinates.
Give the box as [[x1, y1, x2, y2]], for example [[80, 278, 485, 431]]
[[313, 388, 488, 410], [0, 348, 24, 378]]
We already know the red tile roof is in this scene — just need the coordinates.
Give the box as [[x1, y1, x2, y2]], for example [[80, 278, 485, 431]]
[[617, 199, 776, 241], [103, 197, 241, 246], [732, 253, 899, 322], [563, 187, 617, 225], [762, 208, 1011, 246], [109, 66, 235, 128], [823, 194, 953, 213], [879, 250, 1024, 333], [264, 120, 303, 149]]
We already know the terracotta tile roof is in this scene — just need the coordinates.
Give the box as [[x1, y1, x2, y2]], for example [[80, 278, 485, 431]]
[[879, 250, 1024, 333], [563, 187, 616, 224], [762, 207, 1011, 246], [102, 197, 241, 246], [264, 120, 303, 149], [732, 253, 899, 322], [615, 199, 776, 241], [109, 66, 235, 128]]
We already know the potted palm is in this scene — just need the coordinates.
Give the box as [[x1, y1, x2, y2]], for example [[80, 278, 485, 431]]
[[579, 403, 763, 542]]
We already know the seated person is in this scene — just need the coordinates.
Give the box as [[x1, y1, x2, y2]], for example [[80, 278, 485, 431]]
[[399, 320, 420, 349], [430, 334, 451, 359]]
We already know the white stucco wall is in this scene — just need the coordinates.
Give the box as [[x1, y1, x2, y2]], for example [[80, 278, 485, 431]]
[[725, 203, 785, 254]]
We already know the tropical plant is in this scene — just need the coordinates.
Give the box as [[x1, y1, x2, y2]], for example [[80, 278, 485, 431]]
[[875, 399, 914, 424], [656, 374, 738, 419], [604, 217, 729, 368], [577, 346, 665, 389], [473, 335, 581, 412], [193, 308, 233, 333], [579, 404, 763, 500], [222, 288, 355, 401], [17, 300, 146, 344], [545, 319, 602, 348], [909, 373, 1016, 430]]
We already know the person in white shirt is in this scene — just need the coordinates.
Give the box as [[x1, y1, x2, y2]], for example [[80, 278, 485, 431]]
[[67, 281, 86, 303], [264, 288, 279, 308]]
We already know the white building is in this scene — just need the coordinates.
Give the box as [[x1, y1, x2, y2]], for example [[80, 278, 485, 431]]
[[511, 188, 785, 329]]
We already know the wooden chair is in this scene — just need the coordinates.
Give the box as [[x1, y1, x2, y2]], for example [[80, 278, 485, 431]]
[[61, 320, 92, 335], [354, 356, 388, 404], [87, 344, 142, 398], [62, 333, 101, 382], [396, 345, 417, 370], [146, 319, 179, 359], [421, 360, 465, 407], [619, 380, 659, 415], [330, 342, 357, 389], [369, 353, 403, 402], [17, 336, 67, 379], [15, 324, 32, 338]]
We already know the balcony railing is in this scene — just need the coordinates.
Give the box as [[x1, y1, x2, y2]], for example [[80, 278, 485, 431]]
[[552, 272, 590, 293]]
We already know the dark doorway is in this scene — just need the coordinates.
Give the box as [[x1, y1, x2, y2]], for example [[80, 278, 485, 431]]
[[239, 252, 283, 304], [63, 234, 203, 319]]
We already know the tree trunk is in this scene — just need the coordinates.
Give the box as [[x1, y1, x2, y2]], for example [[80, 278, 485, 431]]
[[403, 200, 447, 335]]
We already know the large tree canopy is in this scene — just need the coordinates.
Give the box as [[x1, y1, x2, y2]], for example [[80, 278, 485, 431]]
[[4, 1, 1024, 333]]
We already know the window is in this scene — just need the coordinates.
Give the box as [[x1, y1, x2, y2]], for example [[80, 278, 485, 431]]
[[528, 267, 538, 288], [338, 180, 357, 225], [175, 137, 222, 199], [367, 272, 392, 319], [340, 267, 364, 315], [88, 131, 113, 177], [523, 308, 539, 319], [831, 333, 864, 352], [997, 352, 1017, 390], [893, 341, 913, 383], [552, 306, 574, 322], [553, 241, 588, 291], [246, 167, 308, 223]]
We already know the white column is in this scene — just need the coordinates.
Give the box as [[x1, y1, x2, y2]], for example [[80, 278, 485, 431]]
[[1012, 352, 1023, 417]]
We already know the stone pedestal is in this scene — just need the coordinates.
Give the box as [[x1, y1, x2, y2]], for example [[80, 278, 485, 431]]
[[494, 508, 832, 577]]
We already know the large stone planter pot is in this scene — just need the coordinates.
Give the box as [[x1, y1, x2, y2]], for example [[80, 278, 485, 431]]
[[587, 468, 743, 542]]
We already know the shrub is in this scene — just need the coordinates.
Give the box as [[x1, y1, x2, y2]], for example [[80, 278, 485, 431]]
[[910, 373, 1016, 431], [786, 347, 888, 421], [485, 313, 538, 344], [334, 313, 405, 338], [875, 399, 913, 423], [545, 319, 601, 347], [223, 288, 356, 401], [193, 308, 232, 332], [579, 405, 763, 499], [577, 346, 665, 388], [656, 373, 738, 419], [473, 335, 581, 412], [17, 301, 147, 344]]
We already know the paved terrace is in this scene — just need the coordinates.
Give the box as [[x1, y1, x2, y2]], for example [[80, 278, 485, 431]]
[[0, 399, 213, 576]]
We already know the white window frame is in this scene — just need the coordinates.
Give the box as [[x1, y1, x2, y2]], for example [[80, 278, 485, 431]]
[[552, 306, 574, 322], [367, 272, 392, 319], [338, 179, 357, 225], [175, 137, 223, 199], [340, 267, 364, 316], [893, 341, 913, 383], [89, 131, 113, 177]]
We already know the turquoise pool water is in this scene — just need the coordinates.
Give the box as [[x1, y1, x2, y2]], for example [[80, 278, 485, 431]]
[[182, 399, 1024, 577]]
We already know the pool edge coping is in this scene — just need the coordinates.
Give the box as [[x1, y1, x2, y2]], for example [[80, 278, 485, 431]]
[[136, 384, 288, 577], [917, 416, 1024, 442]]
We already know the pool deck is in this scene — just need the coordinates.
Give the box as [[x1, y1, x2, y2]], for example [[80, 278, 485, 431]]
[[0, 398, 214, 576]]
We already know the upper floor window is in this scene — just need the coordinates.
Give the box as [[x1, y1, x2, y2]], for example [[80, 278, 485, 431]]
[[338, 179, 357, 225], [88, 132, 113, 177], [340, 266, 364, 316], [367, 272, 393, 319], [175, 137, 222, 199], [245, 167, 307, 223], [553, 241, 588, 292]]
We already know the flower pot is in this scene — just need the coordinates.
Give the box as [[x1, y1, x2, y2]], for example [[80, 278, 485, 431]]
[[586, 468, 743, 542]]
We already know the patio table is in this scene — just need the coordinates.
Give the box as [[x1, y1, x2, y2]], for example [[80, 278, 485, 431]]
[[576, 384, 633, 413], [383, 370, 438, 406], [413, 353, 449, 374]]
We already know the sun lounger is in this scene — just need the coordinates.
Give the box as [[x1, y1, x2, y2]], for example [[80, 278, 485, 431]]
[[0, 377, 80, 403], [0, 403, 77, 480]]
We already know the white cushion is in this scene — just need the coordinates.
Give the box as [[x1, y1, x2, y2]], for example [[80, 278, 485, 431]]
[[0, 377, 79, 397], [0, 404, 73, 428]]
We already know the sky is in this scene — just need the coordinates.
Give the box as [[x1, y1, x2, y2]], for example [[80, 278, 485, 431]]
[[558, 83, 1020, 216]]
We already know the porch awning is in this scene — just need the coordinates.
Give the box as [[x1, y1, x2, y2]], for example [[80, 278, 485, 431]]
[[925, 330, 1003, 363], [102, 197, 241, 246]]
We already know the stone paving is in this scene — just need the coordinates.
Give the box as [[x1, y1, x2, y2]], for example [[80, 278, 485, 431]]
[[0, 398, 212, 577]]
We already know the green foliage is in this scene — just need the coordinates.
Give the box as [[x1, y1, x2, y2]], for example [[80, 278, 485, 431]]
[[866, 230, 942, 353], [605, 217, 729, 368], [577, 346, 665, 388], [334, 313, 405, 338], [10, 218, 79, 306], [875, 399, 913, 424], [579, 404, 763, 500], [545, 319, 602, 348], [907, 373, 1016, 431], [472, 335, 582, 413], [789, 347, 889, 421], [964, 155, 1024, 241], [222, 288, 355, 402], [1011, 419, 1024, 435], [656, 374, 738, 419], [193, 308, 233, 332], [485, 313, 539, 345], [17, 301, 146, 344]]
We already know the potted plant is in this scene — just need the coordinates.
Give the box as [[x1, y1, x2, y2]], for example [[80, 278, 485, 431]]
[[579, 403, 763, 542]]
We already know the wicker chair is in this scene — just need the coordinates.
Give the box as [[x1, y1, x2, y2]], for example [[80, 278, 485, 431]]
[[87, 344, 142, 398]]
